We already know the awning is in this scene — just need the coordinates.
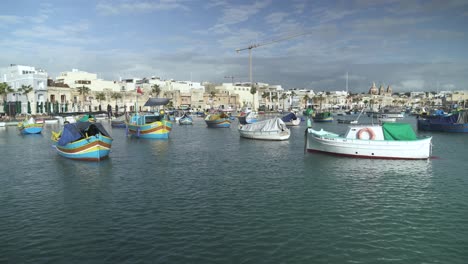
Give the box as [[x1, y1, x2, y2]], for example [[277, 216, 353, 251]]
[[144, 98, 170, 106]]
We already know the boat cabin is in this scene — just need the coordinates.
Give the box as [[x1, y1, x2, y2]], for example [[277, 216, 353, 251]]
[[130, 113, 166, 125]]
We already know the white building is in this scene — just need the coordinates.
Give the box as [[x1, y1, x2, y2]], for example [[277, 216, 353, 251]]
[[55, 69, 122, 92], [0, 64, 48, 114], [216, 82, 262, 109]]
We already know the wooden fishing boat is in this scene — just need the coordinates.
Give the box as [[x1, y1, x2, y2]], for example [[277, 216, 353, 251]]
[[126, 111, 172, 138], [312, 111, 333, 122], [239, 117, 290, 140], [178, 113, 193, 125], [51, 121, 113, 161], [205, 113, 231, 128], [305, 123, 432, 159], [417, 110, 468, 133], [126, 98, 173, 138], [18, 117, 44, 134]]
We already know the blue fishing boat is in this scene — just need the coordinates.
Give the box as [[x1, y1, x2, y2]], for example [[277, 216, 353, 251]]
[[281, 112, 301, 126], [205, 113, 231, 128], [18, 117, 43, 134], [178, 113, 193, 125], [417, 110, 468, 133], [237, 111, 258, 124], [51, 122, 113, 161], [126, 98, 173, 138]]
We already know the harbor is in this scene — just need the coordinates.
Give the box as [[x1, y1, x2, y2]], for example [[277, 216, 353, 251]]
[[1, 114, 467, 263]]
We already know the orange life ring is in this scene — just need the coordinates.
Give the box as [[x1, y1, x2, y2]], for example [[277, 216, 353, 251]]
[[357, 127, 376, 140]]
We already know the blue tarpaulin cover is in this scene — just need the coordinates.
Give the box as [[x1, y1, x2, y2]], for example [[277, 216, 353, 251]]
[[281, 112, 297, 122], [58, 122, 111, 146]]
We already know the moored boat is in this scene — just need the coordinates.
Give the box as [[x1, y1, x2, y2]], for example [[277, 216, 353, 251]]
[[306, 123, 432, 159], [239, 117, 290, 140], [205, 113, 231, 128], [111, 113, 129, 128], [126, 111, 172, 139], [312, 111, 333, 122], [281, 112, 301, 126], [417, 110, 468, 133], [51, 121, 113, 161], [126, 97, 173, 138], [178, 113, 193, 125], [237, 111, 258, 124], [18, 117, 44, 134]]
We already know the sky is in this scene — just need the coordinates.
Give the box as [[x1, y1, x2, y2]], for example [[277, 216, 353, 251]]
[[1, 0, 467, 93]]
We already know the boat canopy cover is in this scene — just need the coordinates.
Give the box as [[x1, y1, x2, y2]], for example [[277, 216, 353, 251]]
[[207, 113, 229, 120], [241, 117, 287, 132], [281, 112, 298, 122], [78, 114, 95, 122], [144, 98, 170, 106], [58, 122, 111, 146], [382, 123, 417, 141], [457, 111, 468, 124]]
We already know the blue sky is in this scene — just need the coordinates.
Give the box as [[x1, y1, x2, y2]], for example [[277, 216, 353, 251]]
[[1, 0, 467, 92]]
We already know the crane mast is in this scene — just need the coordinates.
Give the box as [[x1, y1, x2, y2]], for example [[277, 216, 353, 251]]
[[235, 32, 310, 110]]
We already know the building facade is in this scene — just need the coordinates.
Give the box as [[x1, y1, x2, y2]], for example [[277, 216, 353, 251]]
[[0, 64, 48, 115]]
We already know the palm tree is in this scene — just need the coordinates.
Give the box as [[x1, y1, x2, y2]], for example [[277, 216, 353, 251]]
[[280, 93, 288, 111], [290, 91, 297, 109], [271, 93, 278, 110], [0, 82, 13, 102], [313, 95, 324, 110], [303, 94, 310, 109], [18, 85, 33, 101], [151, 84, 161, 98], [96, 92, 106, 106], [77, 85, 90, 110], [209, 91, 216, 109], [111, 92, 122, 104], [250, 85, 257, 110]]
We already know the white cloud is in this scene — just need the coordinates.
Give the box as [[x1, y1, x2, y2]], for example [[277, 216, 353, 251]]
[[399, 79, 425, 90], [216, 0, 272, 26], [0, 15, 20, 24], [96, 0, 189, 15], [265, 12, 288, 24]]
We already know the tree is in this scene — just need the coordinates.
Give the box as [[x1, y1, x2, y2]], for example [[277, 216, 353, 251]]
[[313, 95, 324, 110], [96, 92, 106, 105], [111, 92, 122, 104], [280, 93, 288, 111], [152, 84, 161, 98], [250, 85, 257, 110], [77, 85, 90, 110], [18, 85, 33, 101], [290, 91, 297, 109], [0, 82, 13, 102], [209, 91, 216, 109], [303, 94, 310, 109]]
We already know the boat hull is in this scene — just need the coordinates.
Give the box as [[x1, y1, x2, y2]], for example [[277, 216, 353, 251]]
[[111, 121, 126, 128], [179, 117, 193, 125], [417, 119, 468, 133], [312, 117, 333, 122], [205, 118, 231, 128], [19, 124, 44, 134], [306, 128, 432, 159], [127, 120, 172, 138], [284, 119, 301, 126], [239, 129, 290, 140], [55, 134, 113, 161]]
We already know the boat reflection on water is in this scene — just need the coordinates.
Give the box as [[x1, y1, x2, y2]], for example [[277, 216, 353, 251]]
[[306, 154, 433, 180]]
